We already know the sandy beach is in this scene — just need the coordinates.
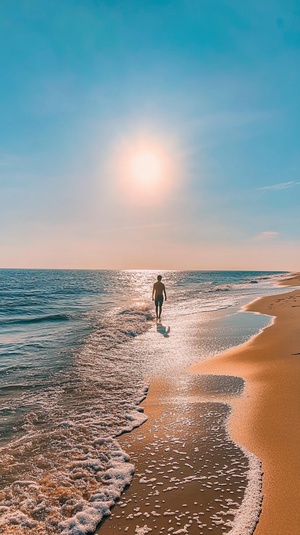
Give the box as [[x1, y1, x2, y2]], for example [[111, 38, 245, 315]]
[[190, 272, 300, 534], [98, 273, 300, 535]]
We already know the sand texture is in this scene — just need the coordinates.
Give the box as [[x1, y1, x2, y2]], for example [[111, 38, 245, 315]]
[[97, 372, 258, 534], [98, 273, 300, 534], [191, 273, 300, 534]]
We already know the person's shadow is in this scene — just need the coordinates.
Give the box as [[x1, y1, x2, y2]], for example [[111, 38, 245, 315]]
[[156, 321, 170, 337]]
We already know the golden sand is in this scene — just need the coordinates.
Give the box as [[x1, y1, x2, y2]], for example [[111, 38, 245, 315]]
[[98, 273, 300, 534], [190, 272, 300, 534]]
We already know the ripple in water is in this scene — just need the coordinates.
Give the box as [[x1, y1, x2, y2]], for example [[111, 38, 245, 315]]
[[0, 303, 154, 534], [0, 269, 284, 534]]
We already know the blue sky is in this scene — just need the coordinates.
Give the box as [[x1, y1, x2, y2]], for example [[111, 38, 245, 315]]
[[1, 0, 300, 269]]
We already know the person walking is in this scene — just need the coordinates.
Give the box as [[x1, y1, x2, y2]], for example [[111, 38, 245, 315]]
[[152, 275, 167, 320]]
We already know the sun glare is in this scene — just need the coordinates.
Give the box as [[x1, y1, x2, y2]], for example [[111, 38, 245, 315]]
[[129, 149, 163, 185], [116, 135, 177, 204]]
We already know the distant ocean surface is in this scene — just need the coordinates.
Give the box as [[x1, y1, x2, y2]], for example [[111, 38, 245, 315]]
[[0, 269, 286, 534]]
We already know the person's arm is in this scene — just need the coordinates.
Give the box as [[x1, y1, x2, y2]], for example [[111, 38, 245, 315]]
[[164, 285, 167, 300], [152, 284, 155, 300]]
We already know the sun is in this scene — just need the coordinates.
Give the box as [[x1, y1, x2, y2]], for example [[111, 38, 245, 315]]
[[128, 149, 163, 185], [116, 136, 175, 204]]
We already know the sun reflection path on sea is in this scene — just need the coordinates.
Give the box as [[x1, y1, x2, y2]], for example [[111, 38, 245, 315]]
[[123, 270, 169, 306]]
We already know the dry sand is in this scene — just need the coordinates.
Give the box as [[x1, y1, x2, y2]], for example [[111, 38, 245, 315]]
[[190, 272, 300, 534]]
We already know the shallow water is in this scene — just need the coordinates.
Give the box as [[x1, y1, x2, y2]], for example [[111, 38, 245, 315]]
[[99, 401, 261, 535], [0, 269, 286, 533], [98, 313, 263, 535]]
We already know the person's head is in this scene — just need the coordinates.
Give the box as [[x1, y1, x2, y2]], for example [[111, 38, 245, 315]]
[[157, 275, 162, 281]]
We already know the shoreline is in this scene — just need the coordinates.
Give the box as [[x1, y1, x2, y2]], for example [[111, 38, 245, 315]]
[[190, 272, 300, 534], [97, 272, 300, 534], [96, 274, 300, 535]]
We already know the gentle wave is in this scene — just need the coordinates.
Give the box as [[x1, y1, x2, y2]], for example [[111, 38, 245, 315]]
[[212, 285, 231, 292], [0, 313, 72, 326], [0, 300, 154, 534], [0, 401, 148, 535], [0, 269, 287, 534], [92, 303, 154, 351]]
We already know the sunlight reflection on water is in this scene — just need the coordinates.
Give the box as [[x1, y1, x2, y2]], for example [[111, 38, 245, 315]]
[[0, 269, 285, 534]]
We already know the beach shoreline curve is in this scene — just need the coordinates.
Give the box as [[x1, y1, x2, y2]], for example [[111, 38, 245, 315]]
[[190, 272, 300, 534]]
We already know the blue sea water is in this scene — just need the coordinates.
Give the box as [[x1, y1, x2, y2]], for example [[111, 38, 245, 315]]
[[0, 269, 286, 534]]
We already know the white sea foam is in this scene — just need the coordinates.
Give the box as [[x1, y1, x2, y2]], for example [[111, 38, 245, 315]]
[[0, 270, 283, 534], [135, 525, 152, 534], [59, 443, 134, 534], [0, 416, 147, 535], [227, 449, 262, 535]]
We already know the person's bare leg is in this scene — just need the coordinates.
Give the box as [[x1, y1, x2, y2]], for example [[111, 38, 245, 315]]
[[158, 304, 162, 319], [155, 304, 159, 319]]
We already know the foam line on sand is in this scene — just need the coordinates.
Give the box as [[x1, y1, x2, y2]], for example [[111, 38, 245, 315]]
[[190, 272, 300, 534]]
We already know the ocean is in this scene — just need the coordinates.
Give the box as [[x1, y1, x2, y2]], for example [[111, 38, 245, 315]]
[[0, 269, 286, 534]]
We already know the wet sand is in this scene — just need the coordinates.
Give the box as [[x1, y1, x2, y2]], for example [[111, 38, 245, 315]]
[[98, 373, 259, 534], [191, 272, 300, 534], [97, 273, 300, 534]]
